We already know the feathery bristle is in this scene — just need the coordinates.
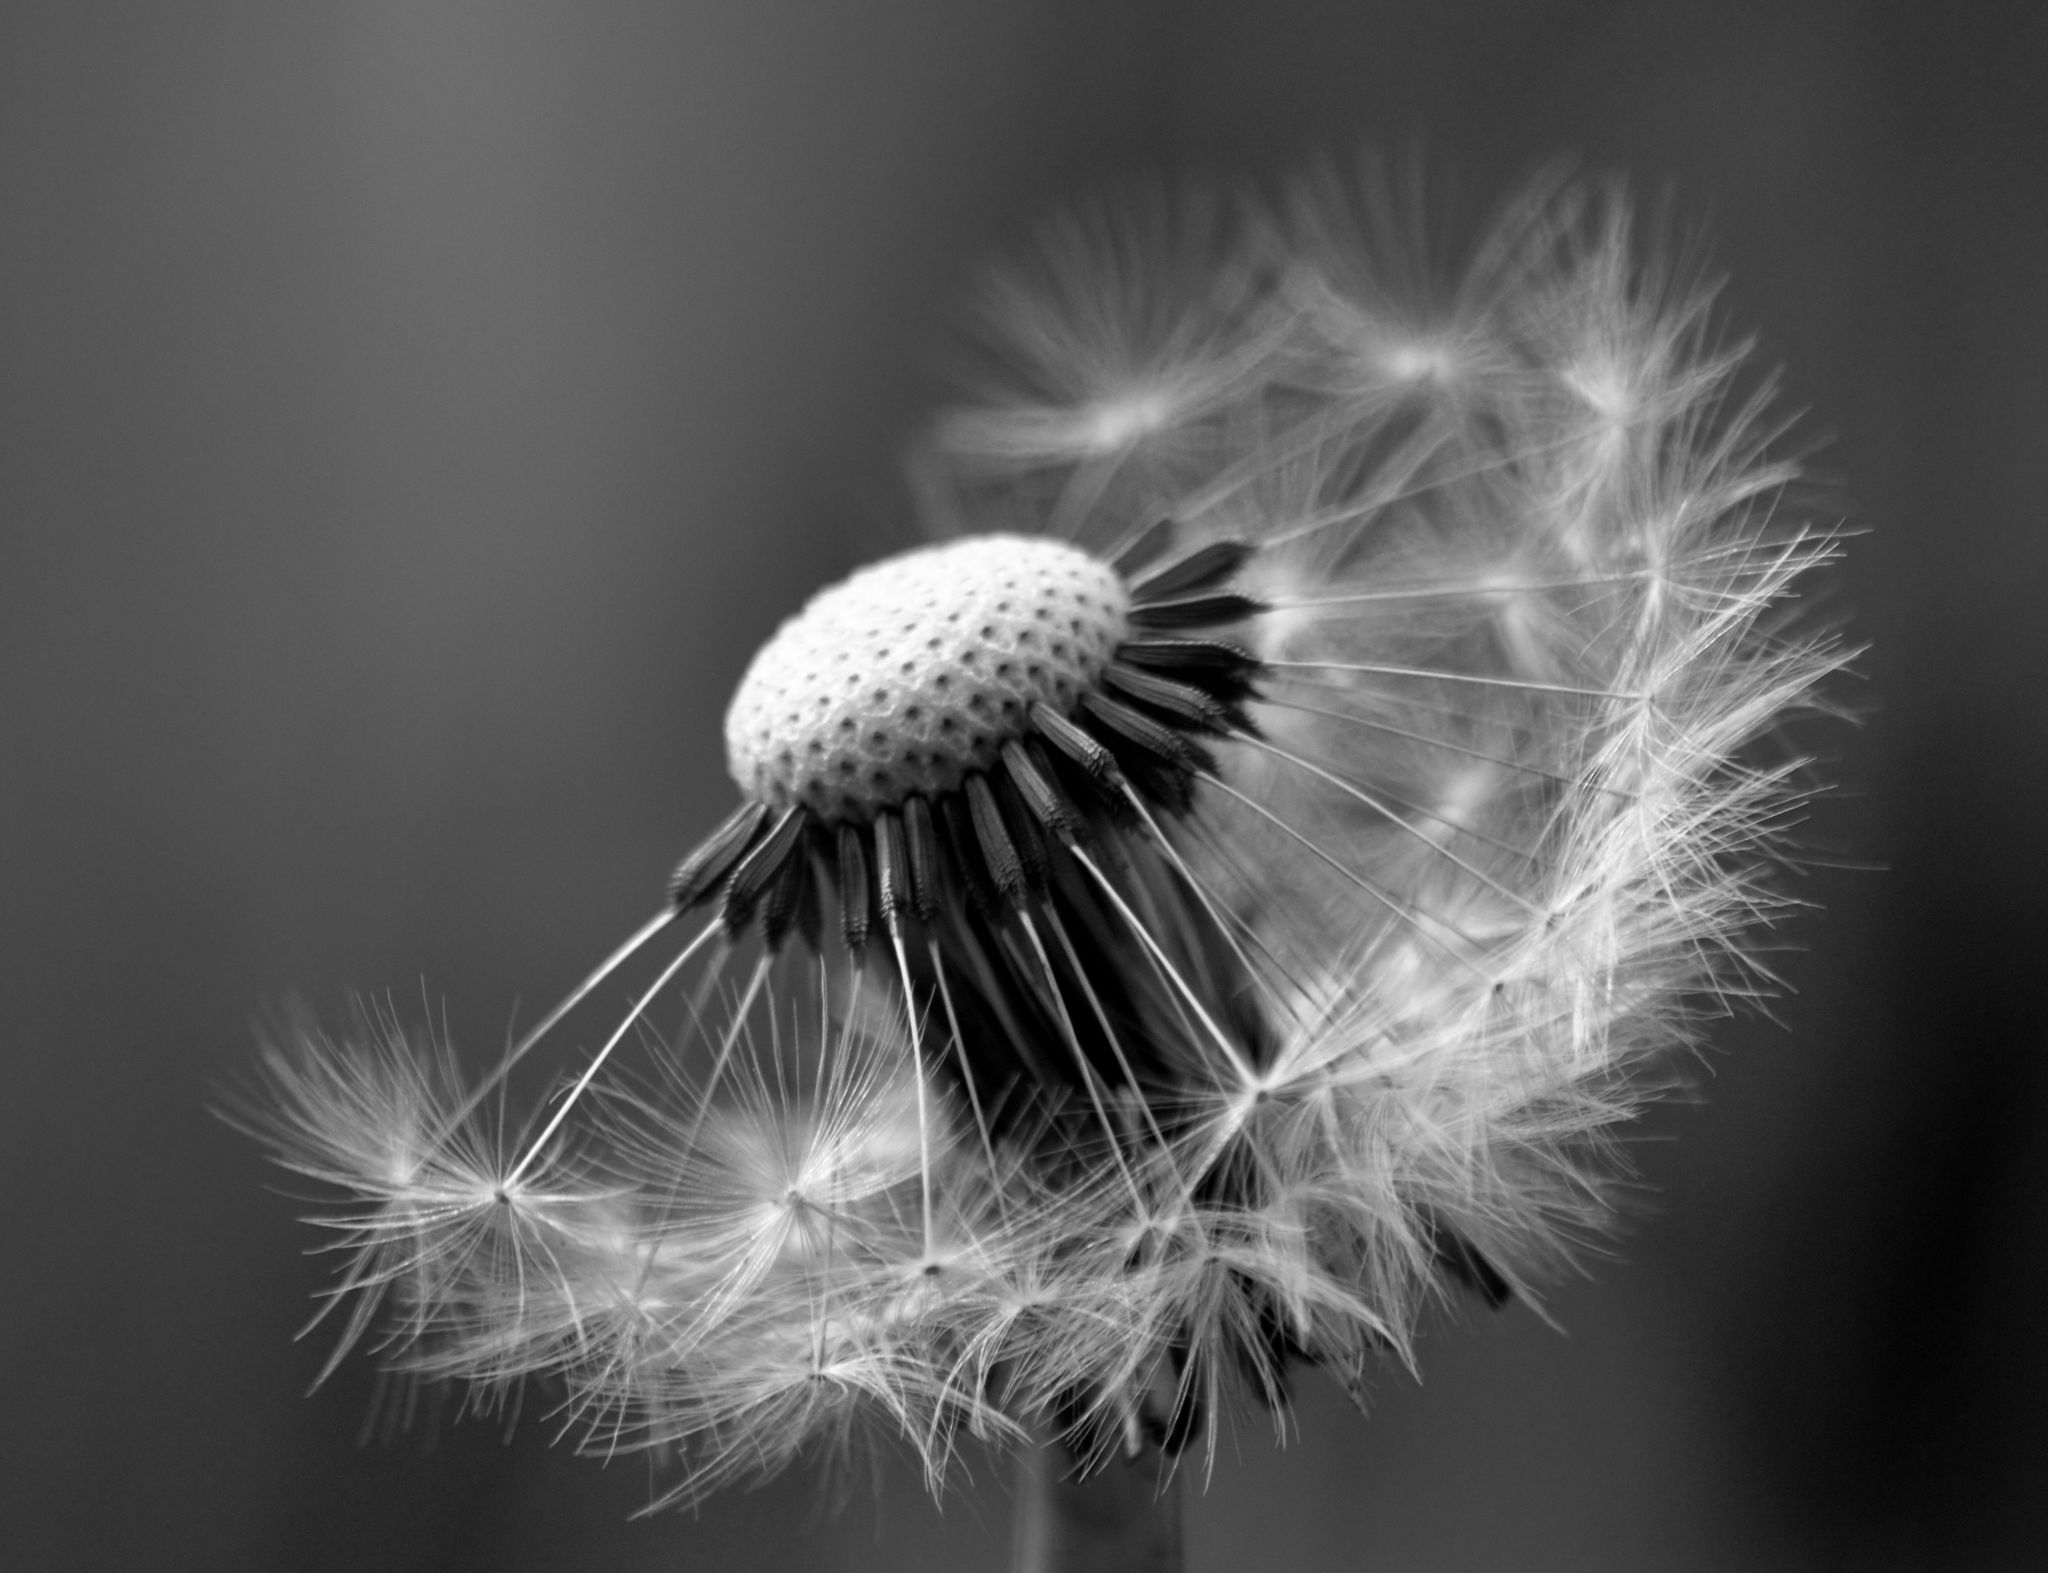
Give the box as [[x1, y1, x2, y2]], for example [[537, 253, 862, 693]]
[[244, 164, 1848, 1512]]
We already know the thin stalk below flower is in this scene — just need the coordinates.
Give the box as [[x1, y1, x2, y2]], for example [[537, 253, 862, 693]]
[[1012, 1436, 1184, 1573]]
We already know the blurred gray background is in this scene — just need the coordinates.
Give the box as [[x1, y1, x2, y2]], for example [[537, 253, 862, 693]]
[[3, 1, 2040, 1568]]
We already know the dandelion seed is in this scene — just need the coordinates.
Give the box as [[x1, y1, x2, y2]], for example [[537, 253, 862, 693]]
[[244, 162, 1846, 1557], [236, 1005, 622, 1389]]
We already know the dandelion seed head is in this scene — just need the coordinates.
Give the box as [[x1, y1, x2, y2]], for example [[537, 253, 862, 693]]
[[724, 534, 1128, 822], [244, 161, 1851, 1515]]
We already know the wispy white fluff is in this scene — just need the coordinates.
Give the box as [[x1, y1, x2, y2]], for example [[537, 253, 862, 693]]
[[245, 164, 1846, 1510]]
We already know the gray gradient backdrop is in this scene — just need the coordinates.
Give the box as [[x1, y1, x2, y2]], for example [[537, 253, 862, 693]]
[[4, 2, 2041, 1569]]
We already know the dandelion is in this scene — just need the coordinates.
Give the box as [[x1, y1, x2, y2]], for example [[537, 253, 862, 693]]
[[246, 166, 1844, 1566]]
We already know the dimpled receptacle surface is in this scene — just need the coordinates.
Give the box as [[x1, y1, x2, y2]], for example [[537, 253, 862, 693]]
[[725, 534, 1129, 822]]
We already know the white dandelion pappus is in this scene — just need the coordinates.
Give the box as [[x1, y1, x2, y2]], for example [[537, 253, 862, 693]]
[[248, 167, 1845, 1510], [242, 1004, 627, 1392]]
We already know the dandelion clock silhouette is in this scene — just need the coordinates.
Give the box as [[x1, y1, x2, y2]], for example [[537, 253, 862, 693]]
[[237, 164, 1845, 1571]]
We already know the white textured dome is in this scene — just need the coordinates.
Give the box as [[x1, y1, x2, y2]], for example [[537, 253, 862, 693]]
[[725, 534, 1129, 822]]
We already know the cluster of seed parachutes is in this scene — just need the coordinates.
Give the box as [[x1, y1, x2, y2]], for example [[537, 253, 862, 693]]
[[253, 173, 1841, 1508]]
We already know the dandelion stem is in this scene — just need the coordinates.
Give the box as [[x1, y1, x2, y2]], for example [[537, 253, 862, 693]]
[[1012, 1437, 1183, 1573]]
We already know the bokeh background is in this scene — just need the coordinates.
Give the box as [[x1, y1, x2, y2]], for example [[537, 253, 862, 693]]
[[4, 2, 2042, 1568]]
